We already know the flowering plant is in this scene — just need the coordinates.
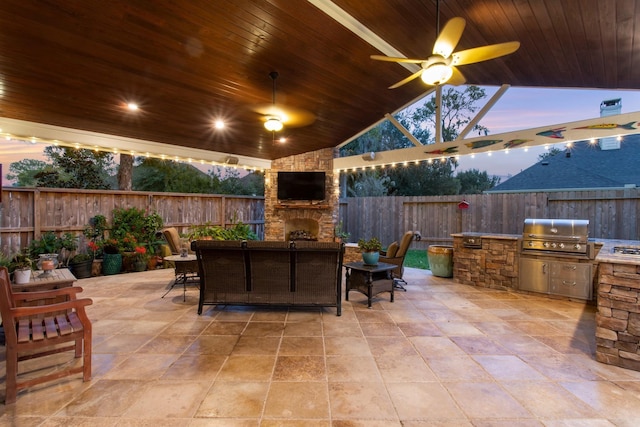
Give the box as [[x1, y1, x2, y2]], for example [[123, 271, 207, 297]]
[[120, 233, 138, 252], [87, 241, 101, 259], [103, 239, 120, 255], [134, 246, 148, 262]]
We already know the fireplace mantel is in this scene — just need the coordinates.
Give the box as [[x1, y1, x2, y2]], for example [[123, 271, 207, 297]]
[[274, 204, 331, 210]]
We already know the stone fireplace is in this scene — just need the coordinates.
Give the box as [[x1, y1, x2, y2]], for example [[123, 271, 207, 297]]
[[285, 218, 319, 241], [264, 148, 339, 242]]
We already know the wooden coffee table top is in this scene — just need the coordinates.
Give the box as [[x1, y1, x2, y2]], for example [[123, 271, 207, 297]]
[[13, 268, 77, 292]]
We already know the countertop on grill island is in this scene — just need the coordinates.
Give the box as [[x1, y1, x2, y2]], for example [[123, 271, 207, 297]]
[[451, 233, 520, 240], [593, 239, 640, 265]]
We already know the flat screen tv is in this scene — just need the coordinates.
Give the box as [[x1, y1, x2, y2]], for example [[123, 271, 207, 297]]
[[277, 171, 326, 201]]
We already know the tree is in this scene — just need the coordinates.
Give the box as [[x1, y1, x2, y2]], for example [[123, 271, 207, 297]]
[[538, 147, 563, 161], [456, 169, 500, 194], [36, 146, 115, 189], [410, 86, 489, 142], [133, 158, 213, 193], [6, 159, 49, 187], [118, 153, 134, 190], [212, 168, 264, 196], [346, 170, 391, 197], [386, 160, 460, 196], [341, 86, 490, 196]]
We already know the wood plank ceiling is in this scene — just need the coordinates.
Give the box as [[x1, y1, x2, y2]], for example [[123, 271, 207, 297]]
[[0, 0, 638, 165]]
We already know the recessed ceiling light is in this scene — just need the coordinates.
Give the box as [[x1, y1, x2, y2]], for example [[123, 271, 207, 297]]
[[214, 120, 225, 129], [126, 102, 139, 111]]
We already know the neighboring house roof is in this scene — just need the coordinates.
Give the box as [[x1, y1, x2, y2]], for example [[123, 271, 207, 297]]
[[487, 134, 640, 193]]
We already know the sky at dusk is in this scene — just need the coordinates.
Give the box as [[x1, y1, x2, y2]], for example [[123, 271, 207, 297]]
[[2, 86, 640, 183]]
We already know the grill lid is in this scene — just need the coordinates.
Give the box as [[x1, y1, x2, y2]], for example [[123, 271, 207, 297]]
[[522, 218, 589, 242], [522, 218, 590, 255]]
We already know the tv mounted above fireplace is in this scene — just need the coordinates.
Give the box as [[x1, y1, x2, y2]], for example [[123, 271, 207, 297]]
[[277, 171, 326, 201]]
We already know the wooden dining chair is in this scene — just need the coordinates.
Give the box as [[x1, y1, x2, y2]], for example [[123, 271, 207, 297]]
[[0, 267, 93, 404]]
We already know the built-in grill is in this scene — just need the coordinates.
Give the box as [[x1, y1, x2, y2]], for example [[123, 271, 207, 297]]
[[521, 218, 594, 259], [461, 232, 483, 249], [519, 218, 594, 300]]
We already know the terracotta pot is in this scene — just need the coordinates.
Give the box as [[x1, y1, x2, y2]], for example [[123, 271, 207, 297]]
[[91, 259, 103, 276], [147, 256, 158, 270]]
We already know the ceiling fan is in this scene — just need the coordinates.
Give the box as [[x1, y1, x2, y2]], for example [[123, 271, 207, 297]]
[[371, 13, 520, 89], [253, 71, 316, 132]]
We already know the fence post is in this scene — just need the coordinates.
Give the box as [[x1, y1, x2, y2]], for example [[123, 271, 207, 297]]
[[33, 188, 41, 239]]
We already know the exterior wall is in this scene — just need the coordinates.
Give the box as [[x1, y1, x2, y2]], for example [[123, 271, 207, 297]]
[[596, 262, 640, 371], [264, 148, 339, 242]]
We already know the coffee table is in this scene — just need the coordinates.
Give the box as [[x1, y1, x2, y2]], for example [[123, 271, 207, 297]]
[[344, 261, 396, 308], [163, 254, 200, 301]]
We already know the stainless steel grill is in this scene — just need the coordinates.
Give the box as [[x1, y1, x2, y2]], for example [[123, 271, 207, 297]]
[[519, 218, 594, 300], [521, 218, 593, 258]]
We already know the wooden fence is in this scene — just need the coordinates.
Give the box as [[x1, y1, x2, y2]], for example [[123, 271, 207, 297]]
[[339, 188, 640, 250], [0, 187, 265, 254], [2, 187, 638, 255]]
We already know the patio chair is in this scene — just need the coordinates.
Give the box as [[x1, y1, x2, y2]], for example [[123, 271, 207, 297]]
[[162, 227, 184, 255], [0, 267, 93, 404], [379, 230, 414, 291]]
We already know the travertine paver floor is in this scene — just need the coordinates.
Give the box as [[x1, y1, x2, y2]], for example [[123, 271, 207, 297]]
[[2, 266, 640, 426]]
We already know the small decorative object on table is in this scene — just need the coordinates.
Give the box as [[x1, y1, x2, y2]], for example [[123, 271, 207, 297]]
[[37, 254, 59, 278], [358, 237, 382, 266]]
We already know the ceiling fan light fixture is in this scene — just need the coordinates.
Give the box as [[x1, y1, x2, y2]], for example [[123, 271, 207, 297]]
[[421, 63, 453, 85], [264, 117, 283, 132]]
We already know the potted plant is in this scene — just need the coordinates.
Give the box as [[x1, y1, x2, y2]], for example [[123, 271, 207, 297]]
[[102, 241, 122, 275], [28, 231, 78, 267], [68, 253, 93, 279], [358, 237, 382, 265], [84, 215, 107, 276], [133, 246, 148, 272], [9, 252, 33, 284]]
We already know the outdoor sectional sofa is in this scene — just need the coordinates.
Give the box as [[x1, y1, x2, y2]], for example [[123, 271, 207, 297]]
[[192, 240, 345, 315]]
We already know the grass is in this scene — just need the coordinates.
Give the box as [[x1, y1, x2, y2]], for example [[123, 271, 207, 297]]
[[404, 249, 430, 270]]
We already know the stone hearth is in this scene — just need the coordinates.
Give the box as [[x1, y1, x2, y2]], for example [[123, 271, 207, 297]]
[[264, 148, 339, 242]]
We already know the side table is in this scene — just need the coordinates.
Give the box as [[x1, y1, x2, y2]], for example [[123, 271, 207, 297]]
[[163, 254, 200, 301], [13, 268, 76, 292], [12, 268, 78, 315], [345, 261, 396, 308]]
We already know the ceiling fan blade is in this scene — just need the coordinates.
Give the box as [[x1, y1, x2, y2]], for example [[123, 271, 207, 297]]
[[388, 69, 424, 89], [432, 17, 466, 58], [371, 54, 425, 64], [452, 41, 520, 65], [447, 66, 466, 86], [253, 104, 316, 127]]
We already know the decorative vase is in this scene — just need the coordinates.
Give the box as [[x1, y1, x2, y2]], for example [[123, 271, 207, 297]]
[[134, 260, 147, 272], [14, 268, 32, 284], [103, 253, 122, 275], [69, 259, 93, 279], [37, 253, 59, 277], [362, 251, 380, 266]]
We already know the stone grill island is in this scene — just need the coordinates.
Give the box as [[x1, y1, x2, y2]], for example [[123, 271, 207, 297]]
[[451, 232, 640, 372]]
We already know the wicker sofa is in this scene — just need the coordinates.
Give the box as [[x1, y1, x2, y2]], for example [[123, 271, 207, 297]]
[[192, 240, 345, 316]]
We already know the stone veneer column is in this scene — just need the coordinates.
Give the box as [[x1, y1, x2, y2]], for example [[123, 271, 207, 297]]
[[596, 262, 640, 371], [264, 148, 339, 242]]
